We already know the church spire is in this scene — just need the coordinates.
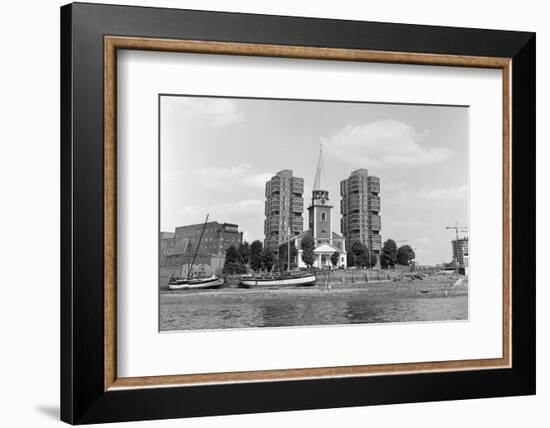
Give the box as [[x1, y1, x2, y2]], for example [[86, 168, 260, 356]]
[[313, 144, 327, 191]]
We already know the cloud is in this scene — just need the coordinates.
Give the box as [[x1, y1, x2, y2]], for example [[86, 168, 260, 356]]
[[180, 199, 264, 218], [196, 163, 272, 191], [387, 184, 467, 206], [168, 97, 245, 126], [383, 185, 468, 211], [235, 199, 265, 210], [323, 120, 453, 167], [415, 185, 468, 201], [388, 219, 425, 228], [416, 237, 431, 245], [177, 199, 265, 240]]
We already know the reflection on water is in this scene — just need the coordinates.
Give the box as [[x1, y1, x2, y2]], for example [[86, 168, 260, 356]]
[[160, 294, 468, 331]]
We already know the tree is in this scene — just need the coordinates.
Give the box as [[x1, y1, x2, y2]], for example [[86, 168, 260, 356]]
[[358, 245, 370, 268], [224, 245, 239, 264], [370, 254, 378, 268], [260, 247, 276, 271], [238, 241, 250, 265], [380, 239, 397, 269], [249, 240, 263, 271], [350, 241, 363, 266], [330, 251, 340, 267], [301, 233, 315, 268], [222, 262, 247, 275], [278, 240, 298, 271], [351, 241, 374, 268], [223, 245, 247, 274], [396, 245, 415, 266]]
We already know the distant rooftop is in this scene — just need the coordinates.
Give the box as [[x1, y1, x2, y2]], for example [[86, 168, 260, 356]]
[[276, 169, 294, 177], [174, 221, 240, 232], [351, 168, 369, 176]]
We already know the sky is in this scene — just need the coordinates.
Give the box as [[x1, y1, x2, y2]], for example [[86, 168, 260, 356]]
[[160, 95, 468, 265]]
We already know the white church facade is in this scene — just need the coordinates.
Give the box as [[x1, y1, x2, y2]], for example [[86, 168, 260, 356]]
[[283, 146, 347, 269]]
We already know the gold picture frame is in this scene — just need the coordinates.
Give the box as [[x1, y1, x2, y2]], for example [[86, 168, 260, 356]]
[[103, 36, 512, 391]]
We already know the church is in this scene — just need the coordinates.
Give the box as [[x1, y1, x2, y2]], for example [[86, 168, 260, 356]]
[[285, 146, 347, 269]]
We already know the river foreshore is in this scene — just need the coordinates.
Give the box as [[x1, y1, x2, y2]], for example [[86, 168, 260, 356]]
[[160, 278, 468, 304]]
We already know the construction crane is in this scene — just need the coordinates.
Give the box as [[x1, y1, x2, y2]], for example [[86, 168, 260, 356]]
[[445, 221, 468, 241]]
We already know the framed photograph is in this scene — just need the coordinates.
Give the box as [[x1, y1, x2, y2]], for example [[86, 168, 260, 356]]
[[61, 2, 535, 424]]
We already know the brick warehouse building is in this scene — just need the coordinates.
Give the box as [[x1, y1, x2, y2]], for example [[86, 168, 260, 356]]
[[159, 231, 175, 266], [340, 169, 382, 263], [160, 221, 243, 276]]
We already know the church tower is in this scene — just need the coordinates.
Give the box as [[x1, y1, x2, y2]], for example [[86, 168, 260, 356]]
[[308, 146, 333, 244]]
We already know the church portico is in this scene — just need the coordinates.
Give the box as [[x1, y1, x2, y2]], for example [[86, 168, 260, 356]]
[[314, 243, 347, 268], [295, 242, 347, 269]]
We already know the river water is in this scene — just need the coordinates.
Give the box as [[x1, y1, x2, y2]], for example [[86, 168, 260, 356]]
[[160, 293, 468, 331]]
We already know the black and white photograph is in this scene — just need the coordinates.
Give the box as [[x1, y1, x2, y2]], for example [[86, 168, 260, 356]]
[[0, 0, 541, 425], [159, 95, 469, 331]]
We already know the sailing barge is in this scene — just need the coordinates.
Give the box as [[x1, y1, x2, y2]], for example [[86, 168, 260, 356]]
[[239, 271, 316, 288], [239, 227, 316, 288], [168, 275, 224, 290], [168, 214, 224, 290]]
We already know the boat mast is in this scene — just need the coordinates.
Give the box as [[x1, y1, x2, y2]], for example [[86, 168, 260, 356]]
[[185, 239, 192, 278], [187, 214, 209, 280], [287, 206, 291, 274], [287, 232, 290, 273]]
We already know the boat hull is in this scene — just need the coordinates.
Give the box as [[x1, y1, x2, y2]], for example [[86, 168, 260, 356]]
[[168, 276, 224, 290], [239, 274, 316, 288]]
